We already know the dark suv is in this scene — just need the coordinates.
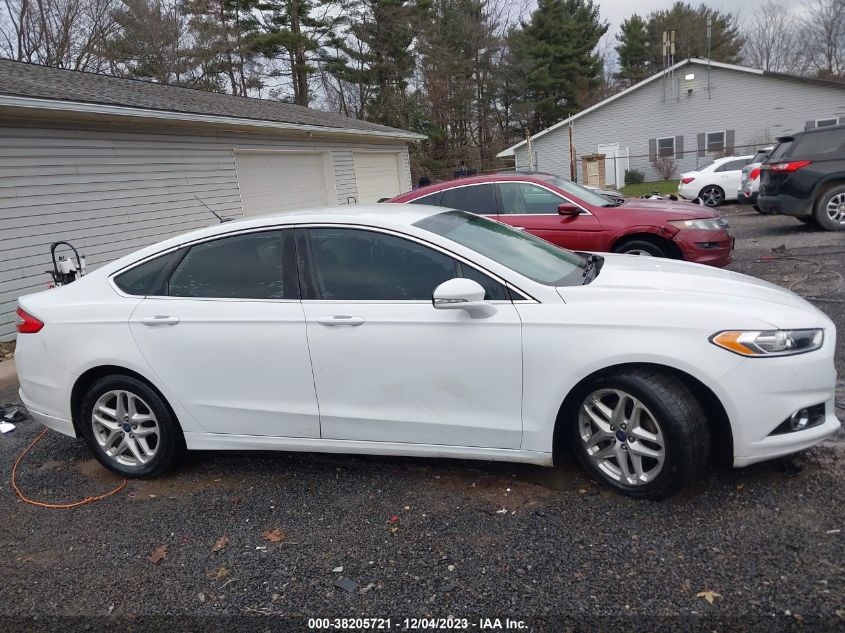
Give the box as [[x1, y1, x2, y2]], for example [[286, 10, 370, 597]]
[[758, 124, 845, 231]]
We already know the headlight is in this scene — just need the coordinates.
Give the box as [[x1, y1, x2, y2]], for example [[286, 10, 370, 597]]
[[668, 218, 728, 231], [710, 329, 823, 357]]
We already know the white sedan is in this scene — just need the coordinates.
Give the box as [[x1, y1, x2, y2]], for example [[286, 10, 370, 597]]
[[14, 206, 841, 498], [678, 155, 753, 206]]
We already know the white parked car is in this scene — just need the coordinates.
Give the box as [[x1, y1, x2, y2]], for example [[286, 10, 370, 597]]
[[14, 206, 840, 498], [678, 155, 754, 206]]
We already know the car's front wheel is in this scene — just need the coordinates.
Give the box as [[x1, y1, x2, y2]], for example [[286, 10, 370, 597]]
[[567, 369, 710, 499], [814, 185, 845, 231], [79, 375, 185, 477], [698, 185, 724, 207], [612, 238, 669, 258]]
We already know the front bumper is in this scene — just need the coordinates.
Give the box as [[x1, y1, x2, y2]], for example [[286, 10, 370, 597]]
[[712, 331, 841, 467], [672, 228, 733, 267]]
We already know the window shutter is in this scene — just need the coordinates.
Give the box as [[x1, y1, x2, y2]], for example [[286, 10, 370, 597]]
[[725, 130, 735, 154], [805, 120, 815, 130], [648, 138, 657, 162], [675, 135, 684, 159], [697, 133, 705, 157]]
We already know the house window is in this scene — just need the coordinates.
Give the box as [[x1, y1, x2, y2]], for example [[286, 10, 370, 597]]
[[706, 131, 725, 153], [816, 118, 839, 128], [657, 137, 675, 157]]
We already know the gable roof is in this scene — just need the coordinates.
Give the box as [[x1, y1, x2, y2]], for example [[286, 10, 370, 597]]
[[497, 58, 845, 157], [0, 59, 425, 141]]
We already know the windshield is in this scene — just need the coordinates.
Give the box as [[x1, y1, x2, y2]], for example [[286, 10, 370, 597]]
[[537, 175, 617, 207], [414, 210, 586, 286]]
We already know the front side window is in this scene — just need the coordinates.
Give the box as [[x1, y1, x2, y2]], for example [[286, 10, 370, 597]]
[[657, 137, 675, 157], [415, 210, 586, 287], [168, 231, 287, 299], [439, 184, 496, 214], [499, 182, 566, 215], [706, 131, 725, 153], [306, 228, 458, 300]]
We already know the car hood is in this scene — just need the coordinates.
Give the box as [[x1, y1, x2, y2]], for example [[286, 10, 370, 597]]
[[557, 254, 829, 329], [614, 199, 715, 218]]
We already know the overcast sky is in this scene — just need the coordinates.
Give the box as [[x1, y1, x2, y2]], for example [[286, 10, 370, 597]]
[[598, 0, 776, 32]]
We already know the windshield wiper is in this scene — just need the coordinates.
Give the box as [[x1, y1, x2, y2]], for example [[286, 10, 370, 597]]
[[582, 254, 604, 284]]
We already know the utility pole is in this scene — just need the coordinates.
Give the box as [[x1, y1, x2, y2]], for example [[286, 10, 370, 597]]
[[707, 18, 712, 99], [568, 120, 576, 181]]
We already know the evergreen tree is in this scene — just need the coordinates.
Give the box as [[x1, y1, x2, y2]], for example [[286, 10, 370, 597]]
[[511, 0, 607, 131], [615, 14, 651, 85]]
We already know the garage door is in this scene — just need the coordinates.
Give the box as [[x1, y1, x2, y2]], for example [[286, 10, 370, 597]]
[[353, 152, 402, 204], [235, 151, 331, 216]]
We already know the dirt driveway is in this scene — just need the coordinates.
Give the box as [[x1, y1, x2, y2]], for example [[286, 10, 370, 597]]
[[0, 205, 843, 632]]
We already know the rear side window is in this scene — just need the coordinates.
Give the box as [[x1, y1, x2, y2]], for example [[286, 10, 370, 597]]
[[168, 231, 287, 299], [795, 128, 845, 155], [114, 250, 183, 296], [716, 159, 749, 172], [440, 184, 496, 214]]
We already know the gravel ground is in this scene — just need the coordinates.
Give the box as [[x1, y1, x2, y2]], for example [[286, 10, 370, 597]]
[[0, 206, 843, 632]]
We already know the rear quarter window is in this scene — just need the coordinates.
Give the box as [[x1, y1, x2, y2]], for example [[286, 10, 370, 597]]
[[795, 128, 845, 155], [768, 140, 793, 161], [113, 250, 183, 296], [409, 191, 443, 205]]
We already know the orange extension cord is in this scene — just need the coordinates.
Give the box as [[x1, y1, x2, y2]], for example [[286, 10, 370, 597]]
[[11, 427, 127, 509]]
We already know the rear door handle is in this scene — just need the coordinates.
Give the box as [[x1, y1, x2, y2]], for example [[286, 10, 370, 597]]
[[316, 315, 365, 326], [140, 315, 181, 326]]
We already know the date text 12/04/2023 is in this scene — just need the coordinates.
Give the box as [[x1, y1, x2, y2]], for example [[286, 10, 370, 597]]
[[307, 617, 528, 630]]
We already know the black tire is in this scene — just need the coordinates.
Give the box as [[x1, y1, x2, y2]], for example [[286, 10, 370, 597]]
[[753, 203, 766, 214], [813, 184, 845, 231], [611, 238, 669, 258], [796, 216, 817, 226], [698, 185, 724, 207], [565, 368, 711, 499], [79, 375, 185, 478]]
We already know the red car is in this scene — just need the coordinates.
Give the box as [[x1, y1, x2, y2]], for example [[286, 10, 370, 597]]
[[389, 173, 733, 267]]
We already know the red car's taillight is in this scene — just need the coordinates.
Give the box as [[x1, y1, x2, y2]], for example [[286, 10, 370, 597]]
[[16, 307, 43, 333], [749, 167, 761, 180], [769, 160, 812, 173], [681, 177, 695, 184]]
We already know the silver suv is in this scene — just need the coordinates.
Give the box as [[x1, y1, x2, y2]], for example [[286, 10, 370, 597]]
[[738, 146, 774, 212]]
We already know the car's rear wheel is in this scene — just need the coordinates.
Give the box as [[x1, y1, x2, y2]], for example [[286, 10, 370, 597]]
[[814, 185, 845, 231], [567, 369, 710, 499], [698, 185, 724, 207], [80, 375, 184, 477], [612, 238, 669, 258]]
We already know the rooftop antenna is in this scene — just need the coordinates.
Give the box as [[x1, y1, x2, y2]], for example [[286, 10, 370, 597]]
[[707, 17, 713, 99], [194, 195, 232, 223]]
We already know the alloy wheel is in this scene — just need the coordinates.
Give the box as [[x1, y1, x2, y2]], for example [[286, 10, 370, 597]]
[[578, 388, 666, 486], [623, 249, 654, 256], [825, 193, 845, 224], [91, 390, 160, 467], [699, 186, 723, 207]]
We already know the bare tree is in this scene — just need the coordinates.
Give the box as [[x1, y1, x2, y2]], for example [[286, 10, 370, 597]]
[[650, 156, 677, 181], [801, 0, 845, 78], [0, 0, 117, 71], [742, 1, 807, 73]]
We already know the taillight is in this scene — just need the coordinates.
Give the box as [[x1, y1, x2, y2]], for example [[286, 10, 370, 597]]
[[749, 167, 761, 180], [769, 160, 812, 173], [681, 177, 695, 184], [15, 307, 43, 333]]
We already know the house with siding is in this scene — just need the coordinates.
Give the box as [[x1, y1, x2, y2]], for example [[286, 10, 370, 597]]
[[498, 58, 845, 189], [0, 60, 424, 339]]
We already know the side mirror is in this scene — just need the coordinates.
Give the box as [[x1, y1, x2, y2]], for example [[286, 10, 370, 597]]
[[558, 203, 580, 216], [432, 278, 496, 319]]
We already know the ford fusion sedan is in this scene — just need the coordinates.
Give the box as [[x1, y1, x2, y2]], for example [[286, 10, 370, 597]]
[[15, 206, 840, 498], [389, 173, 733, 267]]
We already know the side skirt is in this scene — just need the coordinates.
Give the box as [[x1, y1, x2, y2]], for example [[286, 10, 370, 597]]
[[183, 432, 554, 467]]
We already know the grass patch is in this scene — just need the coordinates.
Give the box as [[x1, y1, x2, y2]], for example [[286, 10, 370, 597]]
[[621, 180, 680, 197]]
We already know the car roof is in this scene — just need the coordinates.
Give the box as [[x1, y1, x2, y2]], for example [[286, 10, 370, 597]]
[[400, 172, 551, 198], [778, 122, 845, 141], [100, 204, 445, 274]]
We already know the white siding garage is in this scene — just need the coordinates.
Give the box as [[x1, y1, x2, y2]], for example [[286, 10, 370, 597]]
[[234, 151, 334, 216], [353, 151, 403, 203], [0, 59, 422, 339]]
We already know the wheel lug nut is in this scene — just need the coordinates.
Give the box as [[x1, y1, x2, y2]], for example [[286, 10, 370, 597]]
[[610, 426, 615, 431], [620, 424, 626, 430], [129, 433, 134, 438]]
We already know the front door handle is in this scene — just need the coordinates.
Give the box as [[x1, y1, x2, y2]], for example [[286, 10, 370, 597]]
[[140, 315, 181, 326], [316, 315, 365, 327]]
